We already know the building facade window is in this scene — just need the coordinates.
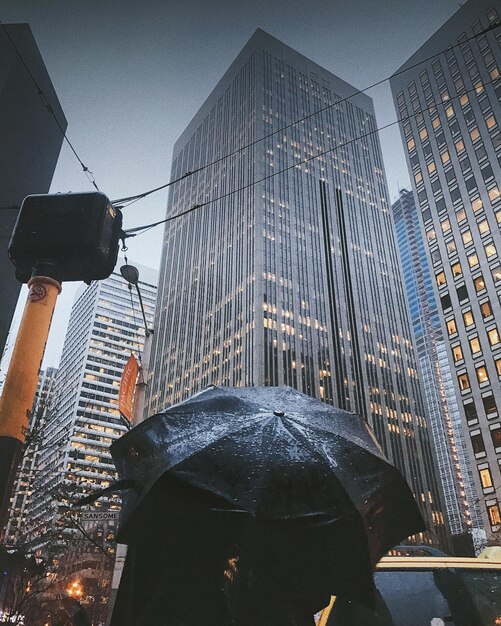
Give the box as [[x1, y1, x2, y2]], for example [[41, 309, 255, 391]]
[[487, 502, 501, 526], [488, 327, 500, 347], [482, 394, 497, 419], [458, 371, 470, 392], [471, 430, 486, 457], [476, 365, 490, 385], [479, 465, 494, 491]]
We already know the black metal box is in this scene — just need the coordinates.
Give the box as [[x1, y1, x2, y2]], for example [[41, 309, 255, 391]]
[[8, 192, 123, 283]]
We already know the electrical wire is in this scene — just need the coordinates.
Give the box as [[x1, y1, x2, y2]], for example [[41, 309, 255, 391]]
[[0, 19, 100, 191], [113, 21, 500, 206], [123, 77, 497, 238]]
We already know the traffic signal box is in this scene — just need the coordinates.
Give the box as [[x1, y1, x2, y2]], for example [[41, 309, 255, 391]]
[[8, 191, 123, 283]]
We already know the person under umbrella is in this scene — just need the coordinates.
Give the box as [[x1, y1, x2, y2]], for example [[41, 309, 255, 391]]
[[107, 385, 425, 625]]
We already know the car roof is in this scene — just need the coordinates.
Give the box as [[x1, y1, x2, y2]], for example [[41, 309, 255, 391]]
[[377, 555, 501, 570]]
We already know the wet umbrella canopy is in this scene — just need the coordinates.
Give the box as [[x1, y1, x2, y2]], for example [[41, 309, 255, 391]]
[[110, 386, 425, 625]]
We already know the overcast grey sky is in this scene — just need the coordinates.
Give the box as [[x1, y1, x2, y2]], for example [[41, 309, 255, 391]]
[[1, 0, 462, 367]]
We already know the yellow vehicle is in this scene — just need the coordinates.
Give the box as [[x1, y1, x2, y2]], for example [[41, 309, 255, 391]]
[[317, 547, 501, 626]]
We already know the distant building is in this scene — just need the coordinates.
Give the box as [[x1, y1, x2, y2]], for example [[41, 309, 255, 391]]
[[390, 0, 501, 540], [4, 367, 58, 546], [392, 188, 485, 552], [146, 28, 450, 547], [19, 264, 157, 610], [0, 23, 66, 358]]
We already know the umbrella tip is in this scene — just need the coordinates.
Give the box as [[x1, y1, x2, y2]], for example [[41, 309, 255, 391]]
[[273, 410, 285, 417]]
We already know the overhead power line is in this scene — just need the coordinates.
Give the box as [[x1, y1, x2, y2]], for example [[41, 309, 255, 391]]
[[0, 19, 100, 191], [113, 21, 500, 206], [123, 77, 497, 239]]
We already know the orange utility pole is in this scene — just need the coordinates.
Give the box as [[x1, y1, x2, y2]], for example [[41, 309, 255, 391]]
[[0, 275, 61, 533]]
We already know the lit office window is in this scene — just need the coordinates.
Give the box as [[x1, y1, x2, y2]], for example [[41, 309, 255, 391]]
[[488, 502, 501, 526], [488, 327, 500, 347], [476, 365, 489, 385], [452, 344, 463, 362], [467, 253, 479, 268], [441, 218, 451, 233], [456, 208, 466, 223], [463, 310, 475, 327], [484, 112, 496, 128], [480, 300, 493, 319], [471, 197, 483, 213], [478, 219, 490, 235], [469, 337, 482, 355], [451, 262, 462, 278], [470, 127, 481, 142], [462, 229, 473, 245], [495, 357, 501, 378], [446, 240, 457, 256], [441, 151, 451, 165], [436, 271, 446, 287], [479, 466, 493, 490], [474, 275, 486, 292], [447, 318, 457, 336], [458, 371, 470, 391], [485, 242, 497, 259], [488, 186, 500, 203]]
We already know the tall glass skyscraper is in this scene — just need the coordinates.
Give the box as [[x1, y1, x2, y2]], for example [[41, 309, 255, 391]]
[[147, 29, 448, 545], [390, 0, 501, 541], [393, 188, 484, 552]]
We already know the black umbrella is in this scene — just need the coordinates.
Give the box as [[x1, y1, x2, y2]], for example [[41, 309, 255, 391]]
[[110, 385, 425, 625]]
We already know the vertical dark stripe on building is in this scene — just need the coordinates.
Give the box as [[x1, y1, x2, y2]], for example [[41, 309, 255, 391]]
[[334, 187, 368, 421], [319, 180, 345, 410]]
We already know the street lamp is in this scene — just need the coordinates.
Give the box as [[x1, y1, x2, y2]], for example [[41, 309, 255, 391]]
[[67, 579, 83, 598], [120, 264, 152, 336]]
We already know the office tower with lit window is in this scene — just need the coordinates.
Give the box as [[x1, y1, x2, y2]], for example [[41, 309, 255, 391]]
[[390, 0, 501, 540], [25, 264, 157, 558], [147, 29, 449, 545], [0, 24, 66, 359], [393, 188, 485, 552]]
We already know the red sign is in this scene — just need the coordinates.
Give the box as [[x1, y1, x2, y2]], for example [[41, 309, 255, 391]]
[[119, 354, 140, 422]]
